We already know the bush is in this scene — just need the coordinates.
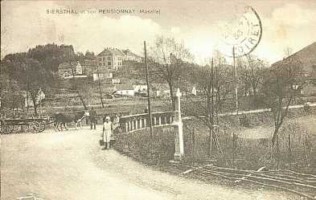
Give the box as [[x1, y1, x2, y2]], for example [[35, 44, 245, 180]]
[[114, 127, 175, 165]]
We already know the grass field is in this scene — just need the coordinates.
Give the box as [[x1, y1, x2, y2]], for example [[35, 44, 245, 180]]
[[114, 109, 316, 173]]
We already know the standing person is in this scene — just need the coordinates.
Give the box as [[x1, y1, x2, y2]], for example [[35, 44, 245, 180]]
[[113, 114, 120, 130], [102, 116, 113, 150], [89, 107, 97, 130], [144, 106, 148, 113]]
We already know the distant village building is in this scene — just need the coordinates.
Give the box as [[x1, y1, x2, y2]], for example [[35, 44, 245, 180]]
[[97, 48, 125, 70], [58, 61, 88, 79], [133, 84, 147, 93], [113, 84, 135, 96], [191, 86, 197, 96], [92, 72, 113, 81], [112, 78, 121, 84], [122, 49, 142, 62]]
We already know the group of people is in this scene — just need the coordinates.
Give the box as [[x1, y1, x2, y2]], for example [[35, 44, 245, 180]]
[[88, 107, 120, 150]]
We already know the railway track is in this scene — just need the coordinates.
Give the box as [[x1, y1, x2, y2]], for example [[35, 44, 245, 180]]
[[181, 165, 316, 199]]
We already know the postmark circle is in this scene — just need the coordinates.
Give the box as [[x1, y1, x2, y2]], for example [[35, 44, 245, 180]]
[[219, 6, 262, 57]]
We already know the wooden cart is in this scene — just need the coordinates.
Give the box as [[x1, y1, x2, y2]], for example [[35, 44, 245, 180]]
[[0, 117, 50, 134]]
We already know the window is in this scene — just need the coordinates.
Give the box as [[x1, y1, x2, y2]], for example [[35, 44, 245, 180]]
[[108, 62, 111, 66], [107, 56, 111, 60]]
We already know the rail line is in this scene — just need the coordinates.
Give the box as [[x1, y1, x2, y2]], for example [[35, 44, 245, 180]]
[[181, 165, 316, 199]]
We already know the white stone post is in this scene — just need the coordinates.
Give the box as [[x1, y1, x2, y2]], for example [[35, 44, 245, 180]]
[[144, 118, 147, 127], [136, 119, 139, 130], [173, 88, 184, 161], [140, 118, 143, 128], [125, 122, 128, 132]]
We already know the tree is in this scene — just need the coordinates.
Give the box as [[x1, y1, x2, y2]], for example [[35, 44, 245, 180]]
[[149, 36, 193, 109], [237, 55, 266, 109], [27, 44, 75, 72], [0, 62, 23, 112], [262, 57, 304, 146], [184, 56, 234, 156], [1, 53, 53, 116], [18, 58, 50, 116]]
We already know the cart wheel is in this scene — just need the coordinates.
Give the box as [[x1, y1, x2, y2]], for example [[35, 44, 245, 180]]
[[38, 122, 46, 132], [29, 121, 41, 133], [2, 125, 14, 134], [13, 125, 21, 133]]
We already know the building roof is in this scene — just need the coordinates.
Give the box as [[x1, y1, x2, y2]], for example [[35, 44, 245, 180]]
[[98, 48, 125, 57], [115, 84, 134, 90], [122, 49, 142, 58], [272, 42, 316, 75]]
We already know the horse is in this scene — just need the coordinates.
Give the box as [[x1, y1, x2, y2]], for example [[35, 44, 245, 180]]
[[53, 111, 89, 131]]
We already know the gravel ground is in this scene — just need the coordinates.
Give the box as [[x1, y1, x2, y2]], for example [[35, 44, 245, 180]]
[[1, 126, 296, 200]]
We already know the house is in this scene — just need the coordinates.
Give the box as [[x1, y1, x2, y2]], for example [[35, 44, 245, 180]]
[[92, 72, 113, 81], [97, 48, 125, 70], [58, 61, 88, 79], [191, 86, 197, 96], [133, 84, 147, 93], [112, 78, 121, 84], [271, 42, 316, 96], [113, 84, 135, 96], [122, 49, 142, 62]]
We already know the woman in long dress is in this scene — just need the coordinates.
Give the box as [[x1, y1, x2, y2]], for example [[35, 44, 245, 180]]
[[102, 116, 112, 149]]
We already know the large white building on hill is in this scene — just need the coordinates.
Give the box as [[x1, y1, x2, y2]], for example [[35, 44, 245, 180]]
[[97, 48, 143, 70], [97, 48, 125, 70]]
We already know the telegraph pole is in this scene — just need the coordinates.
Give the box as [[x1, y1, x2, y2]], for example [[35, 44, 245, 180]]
[[97, 65, 105, 108], [210, 58, 214, 155], [144, 41, 153, 138], [233, 46, 239, 114]]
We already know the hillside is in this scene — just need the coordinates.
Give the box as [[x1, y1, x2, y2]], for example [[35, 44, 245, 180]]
[[272, 42, 316, 75]]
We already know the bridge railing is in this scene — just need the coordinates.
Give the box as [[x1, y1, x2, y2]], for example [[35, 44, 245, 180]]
[[119, 111, 175, 133]]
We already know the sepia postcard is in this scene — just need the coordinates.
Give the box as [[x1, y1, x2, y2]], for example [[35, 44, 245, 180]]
[[1, 0, 315, 200]]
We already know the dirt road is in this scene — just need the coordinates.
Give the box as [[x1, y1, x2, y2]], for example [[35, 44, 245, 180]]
[[1, 127, 295, 200]]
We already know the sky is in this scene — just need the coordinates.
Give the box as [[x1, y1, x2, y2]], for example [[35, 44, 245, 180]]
[[1, 0, 316, 65]]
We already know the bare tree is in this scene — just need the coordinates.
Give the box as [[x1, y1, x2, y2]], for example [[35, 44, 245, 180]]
[[96, 65, 105, 108], [19, 58, 49, 116], [283, 47, 293, 58], [238, 55, 266, 99], [184, 56, 234, 156], [149, 36, 192, 110], [262, 57, 304, 146], [69, 67, 88, 110]]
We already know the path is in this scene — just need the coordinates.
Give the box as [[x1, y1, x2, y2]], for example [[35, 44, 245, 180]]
[[183, 102, 316, 120], [1, 127, 297, 200]]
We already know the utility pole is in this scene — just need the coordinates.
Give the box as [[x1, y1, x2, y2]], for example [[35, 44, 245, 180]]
[[233, 46, 239, 114], [97, 65, 105, 108], [210, 58, 214, 155], [144, 41, 153, 138]]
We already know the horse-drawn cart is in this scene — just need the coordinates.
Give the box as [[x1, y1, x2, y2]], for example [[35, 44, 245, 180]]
[[0, 117, 51, 134]]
